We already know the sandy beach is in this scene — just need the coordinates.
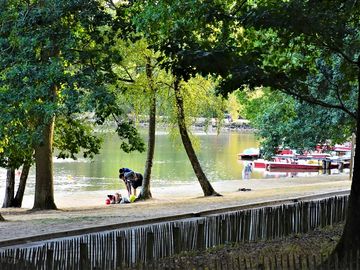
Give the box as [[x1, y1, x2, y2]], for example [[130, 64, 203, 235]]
[[0, 174, 351, 247]]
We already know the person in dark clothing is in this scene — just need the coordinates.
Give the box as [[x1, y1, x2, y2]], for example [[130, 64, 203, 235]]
[[128, 172, 143, 196], [119, 167, 133, 174], [119, 168, 143, 197]]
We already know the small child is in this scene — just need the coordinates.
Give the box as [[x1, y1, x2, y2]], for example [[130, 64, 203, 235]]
[[107, 193, 122, 204], [113, 193, 122, 204]]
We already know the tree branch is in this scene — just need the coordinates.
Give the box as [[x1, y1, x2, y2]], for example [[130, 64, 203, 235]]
[[118, 64, 135, 82], [321, 40, 357, 65], [321, 67, 348, 112], [106, 0, 117, 10], [278, 87, 357, 119], [230, 0, 247, 17]]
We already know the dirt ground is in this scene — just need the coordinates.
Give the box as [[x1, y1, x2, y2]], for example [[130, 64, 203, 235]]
[[0, 174, 351, 248]]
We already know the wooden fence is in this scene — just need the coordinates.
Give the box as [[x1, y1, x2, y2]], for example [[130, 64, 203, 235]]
[[0, 195, 349, 269], [138, 250, 360, 270]]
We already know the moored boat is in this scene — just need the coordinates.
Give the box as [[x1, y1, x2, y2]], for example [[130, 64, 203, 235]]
[[238, 148, 260, 160], [267, 160, 321, 171], [252, 156, 350, 172]]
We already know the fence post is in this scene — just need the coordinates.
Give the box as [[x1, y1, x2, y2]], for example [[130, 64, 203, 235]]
[[116, 236, 123, 269], [349, 250, 353, 270], [146, 231, 154, 262], [335, 252, 339, 270], [221, 219, 227, 244], [196, 222, 205, 251], [173, 226, 181, 254], [286, 254, 291, 269], [230, 214, 238, 242], [292, 253, 297, 269], [311, 254, 316, 270], [80, 243, 90, 270], [46, 249, 53, 270]]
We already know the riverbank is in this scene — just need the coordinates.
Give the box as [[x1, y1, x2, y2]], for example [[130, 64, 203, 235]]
[[0, 174, 350, 248]]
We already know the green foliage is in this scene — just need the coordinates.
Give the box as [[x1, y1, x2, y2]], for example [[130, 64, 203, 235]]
[[234, 0, 358, 153], [54, 117, 102, 159], [116, 119, 145, 153], [111, 38, 172, 121], [226, 92, 241, 121], [180, 75, 226, 133], [130, 1, 228, 133], [0, 0, 144, 169], [238, 89, 354, 157], [132, 0, 238, 80], [111, 35, 225, 145], [133, 0, 359, 155]]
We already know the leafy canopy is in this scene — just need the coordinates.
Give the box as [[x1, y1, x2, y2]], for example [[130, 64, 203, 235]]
[[238, 88, 354, 157], [132, 0, 359, 154], [0, 0, 144, 168]]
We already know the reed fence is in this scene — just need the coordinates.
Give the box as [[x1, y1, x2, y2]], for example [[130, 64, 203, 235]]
[[138, 249, 360, 270], [0, 195, 349, 270]]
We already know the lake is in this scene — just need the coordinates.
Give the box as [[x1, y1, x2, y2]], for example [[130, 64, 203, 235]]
[[51, 129, 262, 192], [0, 129, 342, 205]]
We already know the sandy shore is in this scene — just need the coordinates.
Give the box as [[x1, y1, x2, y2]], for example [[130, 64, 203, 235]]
[[0, 174, 351, 247]]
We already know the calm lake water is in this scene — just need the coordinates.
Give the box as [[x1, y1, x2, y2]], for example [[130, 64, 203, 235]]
[[50, 129, 262, 192], [0, 129, 340, 202]]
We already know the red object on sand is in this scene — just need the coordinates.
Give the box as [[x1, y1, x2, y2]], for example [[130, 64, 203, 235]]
[[105, 198, 111, 205]]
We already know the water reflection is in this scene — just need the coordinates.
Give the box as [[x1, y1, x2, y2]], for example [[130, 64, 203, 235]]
[[0, 129, 348, 200]]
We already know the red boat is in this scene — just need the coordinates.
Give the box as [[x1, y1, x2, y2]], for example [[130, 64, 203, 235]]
[[253, 159, 269, 169], [253, 159, 321, 170], [252, 157, 348, 171], [267, 161, 321, 171]]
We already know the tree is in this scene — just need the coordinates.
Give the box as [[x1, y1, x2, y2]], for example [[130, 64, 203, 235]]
[[111, 38, 168, 200], [2, 169, 15, 208], [134, 0, 360, 255], [227, 92, 241, 123], [231, 0, 360, 256], [2, 165, 30, 208], [132, 0, 224, 196], [177, 0, 359, 255], [12, 164, 31, 207], [0, 0, 144, 210], [112, 37, 224, 198], [173, 77, 221, 196], [0, 77, 35, 208], [237, 88, 354, 157], [140, 57, 156, 199]]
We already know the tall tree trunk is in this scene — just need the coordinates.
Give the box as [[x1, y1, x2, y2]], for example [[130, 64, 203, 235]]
[[2, 168, 15, 208], [33, 43, 59, 210], [334, 57, 360, 256], [12, 164, 31, 208], [173, 78, 221, 197], [33, 119, 57, 210], [138, 58, 155, 200]]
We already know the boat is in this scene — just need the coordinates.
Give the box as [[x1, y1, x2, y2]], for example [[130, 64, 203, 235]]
[[252, 156, 350, 172], [267, 160, 322, 171], [253, 158, 321, 170], [237, 148, 260, 160], [273, 148, 332, 160], [253, 159, 269, 169], [332, 144, 352, 153]]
